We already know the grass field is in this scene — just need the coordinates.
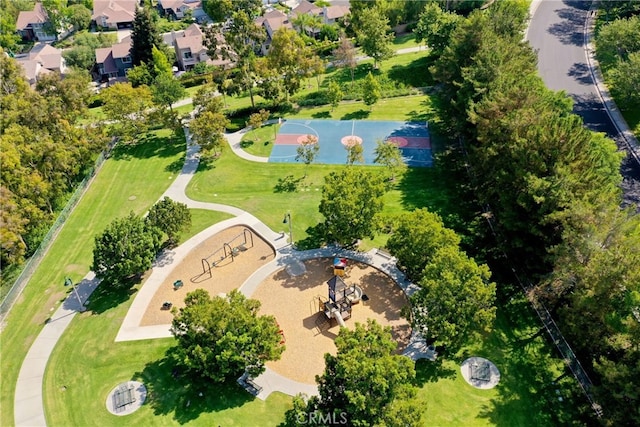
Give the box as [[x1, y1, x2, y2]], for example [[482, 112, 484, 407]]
[[0, 130, 186, 427]]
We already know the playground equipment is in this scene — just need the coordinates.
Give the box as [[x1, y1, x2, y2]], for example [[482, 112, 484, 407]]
[[201, 228, 255, 278], [333, 257, 347, 276], [323, 275, 356, 326]]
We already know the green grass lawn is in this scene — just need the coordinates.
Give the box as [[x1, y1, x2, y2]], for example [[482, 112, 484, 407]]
[[240, 123, 280, 157], [0, 129, 188, 427], [415, 295, 584, 426], [392, 32, 421, 50]]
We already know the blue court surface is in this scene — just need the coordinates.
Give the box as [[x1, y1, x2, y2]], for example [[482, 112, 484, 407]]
[[269, 120, 432, 167]]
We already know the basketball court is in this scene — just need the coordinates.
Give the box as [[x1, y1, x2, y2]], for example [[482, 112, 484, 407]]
[[269, 120, 432, 167]]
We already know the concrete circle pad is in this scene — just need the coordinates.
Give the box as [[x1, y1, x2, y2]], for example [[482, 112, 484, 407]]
[[460, 357, 500, 389], [106, 381, 147, 415]]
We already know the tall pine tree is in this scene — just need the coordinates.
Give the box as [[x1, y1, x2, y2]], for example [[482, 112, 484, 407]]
[[130, 6, 162, 67]]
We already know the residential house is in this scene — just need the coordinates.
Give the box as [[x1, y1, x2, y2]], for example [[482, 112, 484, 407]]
[[254, 9, 292, 54], [15, 43, 66, 85], [290, 0, 322, 37], [95, 38, 133, 81], [16, 2, 57, 42], [92, 0, 137, 30], [322, 4, 350, 25], [157, 0, 209, 23], [172, 24, 231, 71]]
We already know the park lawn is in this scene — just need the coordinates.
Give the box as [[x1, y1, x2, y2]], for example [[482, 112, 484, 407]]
[[177, 209, 234, 245], [0, 129, 186, 427], [185, 145, 451, 250], [44, 283, 290, 426], [240, 123, 280, 157], [414, 295, 584, 426], [393, 32, 420, 50]]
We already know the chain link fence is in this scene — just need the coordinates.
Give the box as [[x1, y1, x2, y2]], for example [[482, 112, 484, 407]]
[[0, 151, 106, 326]]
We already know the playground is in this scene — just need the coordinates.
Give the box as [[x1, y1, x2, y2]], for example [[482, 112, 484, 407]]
[[252, 257, 412, 384], [269, 120, 432, 167], [140, 225, 275, 326]]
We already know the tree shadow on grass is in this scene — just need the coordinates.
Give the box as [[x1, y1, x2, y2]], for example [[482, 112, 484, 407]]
[[312, 111, 331, 119], [85, 279, 138, 315], [413, 358, 457, 386], [295, 223, 328, 251], [110, 132, 186, 162], [473, 300, 594, 426], [387, 56, 435, 88], [274, 175, 304, 193], [132, 347, 254, 424], [240, 139, 255, 149], [341, 110, 370, 120]]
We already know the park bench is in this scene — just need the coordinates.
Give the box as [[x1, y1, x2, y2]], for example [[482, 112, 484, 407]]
[[113, 384, 135, 411]]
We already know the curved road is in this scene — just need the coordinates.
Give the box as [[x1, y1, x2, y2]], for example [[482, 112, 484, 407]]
[[527, 0, 640, 209]]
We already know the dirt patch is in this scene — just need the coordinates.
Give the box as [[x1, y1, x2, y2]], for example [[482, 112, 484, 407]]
[[140, 225, 275, 326], [252, 258, 411, 385]]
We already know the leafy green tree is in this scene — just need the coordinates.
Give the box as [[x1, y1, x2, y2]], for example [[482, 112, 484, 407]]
[[204, 10, 265, 108], [0, 187, 27, 266], [66, 4, 92, 30], [92, 212, 162, 285], [326, 81, 343, 111], [373, 139, 406, 182], [333, 35, 357, 88], [62, 45, 95, 70], [362, 71, 381, 108], [247, 109, 270, 130], [130, 6, 162, 66], [152, 45, 172, 78], [152, 74, 185, 117], [127, 63, 154, 87], [310, 320, 422, 427], [192, 80, 222, 114], [345, 141, 364, 166], [146, 197, 191, 246], [386, 208, 461, 281], [295, 134, 319, 176], [319, 168, 386, 247], [0, 0, 30, 51], [412, 246, 496, 350], [354, 6, 394, 69], [188, 110, 229, 157], [101, 82, 153, 142], [596, 14, 640, 66], [171, 289, 285, 382], [267, 28, 318, 101], [203, 0, 262, 22], [414, 2, 461, 56], [608, 51, 640, 109]]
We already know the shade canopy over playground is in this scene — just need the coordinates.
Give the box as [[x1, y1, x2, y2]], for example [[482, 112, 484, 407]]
[[269, 120, 432, 167]]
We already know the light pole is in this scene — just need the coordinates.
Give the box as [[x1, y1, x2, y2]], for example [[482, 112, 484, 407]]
[[64, 277, 85, 311], [283, 212, 293, 246]]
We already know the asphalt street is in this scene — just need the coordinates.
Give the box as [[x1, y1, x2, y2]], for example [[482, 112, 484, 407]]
[[527, 0, 640, 209]]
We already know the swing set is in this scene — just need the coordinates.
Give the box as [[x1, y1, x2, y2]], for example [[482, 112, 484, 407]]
[[200, 228, 255, 278]]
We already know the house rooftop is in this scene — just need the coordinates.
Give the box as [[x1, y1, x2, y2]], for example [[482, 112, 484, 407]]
[[16, 2, 49, 30], [324, 5, 350, 20], [291, 0, 321, 17], [92, 0, 137, 22]]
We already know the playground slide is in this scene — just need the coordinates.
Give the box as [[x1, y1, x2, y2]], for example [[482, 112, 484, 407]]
[[333, 310, 346, 327]]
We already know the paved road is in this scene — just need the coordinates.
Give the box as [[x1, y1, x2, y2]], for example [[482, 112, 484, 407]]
[[527, 0, 640, 209]]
